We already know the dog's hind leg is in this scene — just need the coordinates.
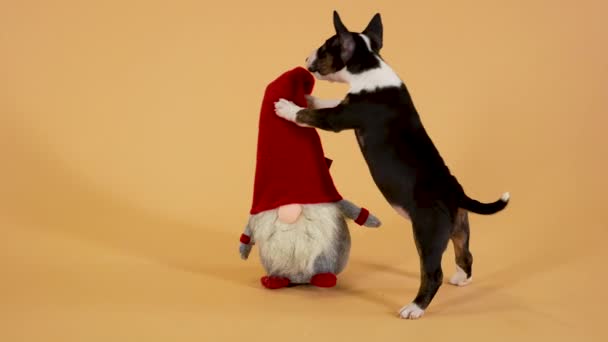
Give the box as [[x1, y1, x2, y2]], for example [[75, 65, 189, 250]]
[[449, 209, 473, 286], [398, 206, 451, 319]]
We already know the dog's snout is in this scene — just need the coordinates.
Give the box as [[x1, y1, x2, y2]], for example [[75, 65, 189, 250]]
[[306, 49, 318, 71]]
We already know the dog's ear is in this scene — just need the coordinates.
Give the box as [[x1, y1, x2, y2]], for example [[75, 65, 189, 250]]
[[333, 10, 355, 63], [333, 10, 349, 35], [362, 13, 383, 51]]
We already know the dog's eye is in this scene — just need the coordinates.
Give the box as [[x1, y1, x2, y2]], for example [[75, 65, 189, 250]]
[[319, 46, 331, 57]]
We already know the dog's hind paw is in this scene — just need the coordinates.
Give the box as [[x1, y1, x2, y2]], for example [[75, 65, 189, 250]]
[[398, 303, 425, 320], [448, 265, 472, 287]]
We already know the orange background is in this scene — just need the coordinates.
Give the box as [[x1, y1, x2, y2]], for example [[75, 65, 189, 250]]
[[1, 0, 606, 341]]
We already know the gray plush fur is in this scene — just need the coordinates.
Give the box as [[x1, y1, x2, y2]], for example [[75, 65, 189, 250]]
[[338, 199, 381, 227], [240, 199, 380, 284]]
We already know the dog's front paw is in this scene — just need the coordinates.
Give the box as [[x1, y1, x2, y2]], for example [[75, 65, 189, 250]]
[[274, 98, 303, 122], [398, 303, 425, 320]]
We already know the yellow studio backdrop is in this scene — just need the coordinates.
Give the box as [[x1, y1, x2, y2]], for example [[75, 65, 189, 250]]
[[1, 0, 606, 341]]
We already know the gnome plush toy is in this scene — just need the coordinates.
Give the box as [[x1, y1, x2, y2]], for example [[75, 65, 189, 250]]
[[239, 66, 381, 289]]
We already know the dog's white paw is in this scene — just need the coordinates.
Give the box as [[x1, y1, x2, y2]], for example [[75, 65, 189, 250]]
[[274, 98, 302, 122], [449, 265, 472, 287], [398, 303, 425, 320]]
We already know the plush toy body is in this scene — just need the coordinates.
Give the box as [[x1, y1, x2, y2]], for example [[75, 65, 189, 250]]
[[239, 67, 381, 289]]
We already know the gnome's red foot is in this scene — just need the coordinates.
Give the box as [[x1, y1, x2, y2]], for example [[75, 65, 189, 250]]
[[261, 276, 290, 289], [310, 273, 337, 288]]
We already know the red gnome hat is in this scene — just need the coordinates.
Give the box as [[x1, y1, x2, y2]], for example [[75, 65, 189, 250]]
[[250, 67, 343, 215]]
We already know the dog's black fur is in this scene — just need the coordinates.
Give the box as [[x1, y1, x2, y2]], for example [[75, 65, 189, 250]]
[[275, 11, 509, 318]]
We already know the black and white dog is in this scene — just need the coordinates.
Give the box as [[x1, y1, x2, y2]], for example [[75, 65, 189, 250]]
[[274, 11, 510, 319]]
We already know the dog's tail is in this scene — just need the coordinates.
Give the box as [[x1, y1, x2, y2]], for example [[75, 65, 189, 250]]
[[460, 192, 510, 215]]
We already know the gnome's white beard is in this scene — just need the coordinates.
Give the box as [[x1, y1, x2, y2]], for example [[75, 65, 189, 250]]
[[248, 202, 347, 283]]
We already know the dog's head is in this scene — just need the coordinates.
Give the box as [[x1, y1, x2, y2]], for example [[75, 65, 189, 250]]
[[306, 11, 383, 83]]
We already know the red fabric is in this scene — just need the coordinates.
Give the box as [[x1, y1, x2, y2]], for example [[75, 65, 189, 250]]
[[240, 234, 251, 245], [261, 276, 290, 289], [250, 67, 343, 214], [355, 208, 370, 225], [310, 273, 337, 288]]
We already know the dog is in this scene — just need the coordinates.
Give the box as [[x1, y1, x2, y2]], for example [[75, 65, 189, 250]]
[[274, 11, 510, 319]]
